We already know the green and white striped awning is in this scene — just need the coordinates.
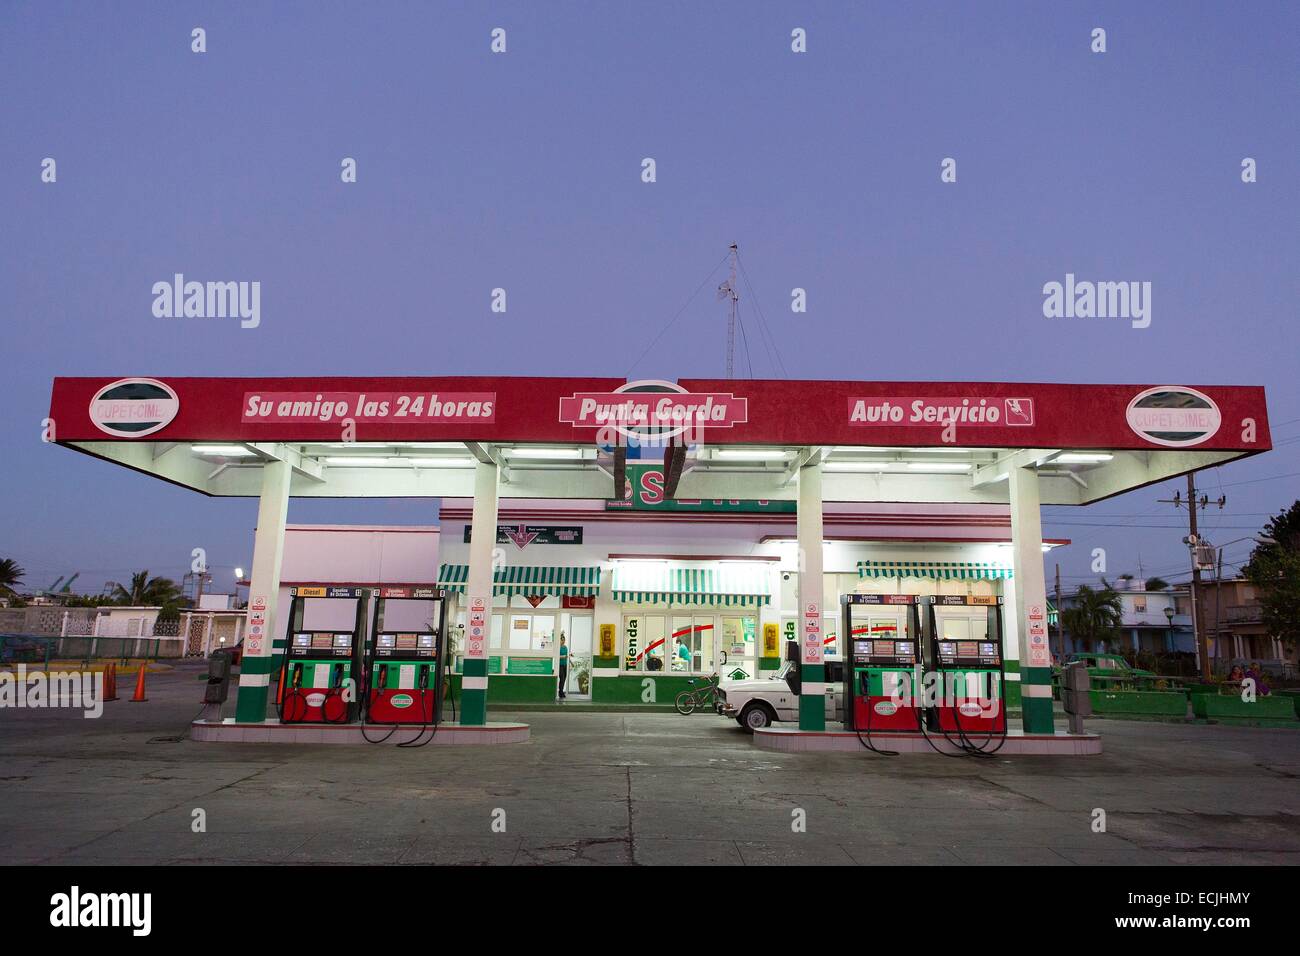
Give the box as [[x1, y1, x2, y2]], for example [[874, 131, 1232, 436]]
[[611, 564, 771, 607], [436, 564, 601, 597], [857, 560, 1014, 581]]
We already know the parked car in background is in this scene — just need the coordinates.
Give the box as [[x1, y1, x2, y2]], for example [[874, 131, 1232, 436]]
[[0, 634, 56, 664], [1057, 652, 1157, 686], [716, 658, 845, 732]]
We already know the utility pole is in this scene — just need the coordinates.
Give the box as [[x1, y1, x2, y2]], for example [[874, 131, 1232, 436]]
[[1159, 474, 1225, 681], [1054, 563, 1065, 663], [1186, 475, 1205, 680], [717, 242, 739, 378]]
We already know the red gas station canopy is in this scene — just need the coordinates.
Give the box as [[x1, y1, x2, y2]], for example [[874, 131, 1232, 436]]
[[49, 375, 1271, 452]]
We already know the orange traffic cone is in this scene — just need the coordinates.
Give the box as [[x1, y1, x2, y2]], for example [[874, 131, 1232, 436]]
[[103, 663, 119, 701], [129, 664, 149, 702]]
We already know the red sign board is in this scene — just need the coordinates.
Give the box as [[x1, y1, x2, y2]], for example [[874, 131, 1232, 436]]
[[47, 376, 1271, 452]]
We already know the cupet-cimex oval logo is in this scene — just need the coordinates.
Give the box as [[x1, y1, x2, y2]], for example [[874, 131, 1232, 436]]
[[1125, 386, 1221, 448], [391, 694, 414, 709], [89, 378, 179, 438]]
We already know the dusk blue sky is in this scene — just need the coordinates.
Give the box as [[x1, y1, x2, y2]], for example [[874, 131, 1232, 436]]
[[3, 2, 1297, 599]]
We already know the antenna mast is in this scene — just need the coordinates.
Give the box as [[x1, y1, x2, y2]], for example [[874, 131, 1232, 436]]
[[717, 243, 739, 378]]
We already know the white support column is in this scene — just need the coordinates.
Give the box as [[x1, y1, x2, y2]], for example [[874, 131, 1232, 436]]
[[460, 459, 500, 726], [234, 459, 291, 723], [1008, 465, 1055, 733], [1002, 573, 1022, 697], [796, 459, 825, 731]]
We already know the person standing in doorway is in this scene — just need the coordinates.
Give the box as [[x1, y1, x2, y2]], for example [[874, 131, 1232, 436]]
[[557, 633, 569, 699]]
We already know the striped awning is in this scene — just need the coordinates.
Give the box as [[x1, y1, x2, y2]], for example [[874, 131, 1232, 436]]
[[857, 560, 1013, 580], [436, 564, 601, 597], [612, 564, 771, 607]]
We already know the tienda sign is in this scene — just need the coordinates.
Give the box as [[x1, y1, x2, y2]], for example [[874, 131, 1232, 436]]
[[560, 380, 747, 440], [848, 396, 1034, 427]]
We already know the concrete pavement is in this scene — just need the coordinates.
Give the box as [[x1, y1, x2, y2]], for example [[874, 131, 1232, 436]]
[[1, 662, 1297, 865]]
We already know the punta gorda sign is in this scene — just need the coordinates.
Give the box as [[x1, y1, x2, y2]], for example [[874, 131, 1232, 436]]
[[559, 380, 747, 441]]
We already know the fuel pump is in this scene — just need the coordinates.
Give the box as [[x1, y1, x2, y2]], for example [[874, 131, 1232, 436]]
[[277, 586, 369, 724], [363, 586, 449, 743], [842, 594, 923, 754], [922, 595, 1007, 754]]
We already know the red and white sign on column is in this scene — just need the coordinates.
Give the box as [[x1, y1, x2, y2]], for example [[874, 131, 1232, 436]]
[[802, 602, 823, 665], [1026, 602, 1050, 668], [246, 597, 269, 656], [465, 595, 489, 659]]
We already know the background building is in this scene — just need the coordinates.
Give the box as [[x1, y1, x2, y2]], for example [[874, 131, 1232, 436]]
[[1201, 577, 1294, 677], [1057, 578, 1194, 657]]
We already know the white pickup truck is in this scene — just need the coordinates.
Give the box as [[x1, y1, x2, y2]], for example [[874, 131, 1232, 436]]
[[715, 658, 845, 731]]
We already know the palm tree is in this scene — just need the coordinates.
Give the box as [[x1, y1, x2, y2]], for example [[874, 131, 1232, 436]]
[[107, 570, 183, 607], [0, 558, 25, 597], [1145, 576, 1170, 592], [1062, 583, 1123, 652]]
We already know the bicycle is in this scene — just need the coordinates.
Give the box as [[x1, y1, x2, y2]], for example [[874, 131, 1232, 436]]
[[674, 674, 721, 715]]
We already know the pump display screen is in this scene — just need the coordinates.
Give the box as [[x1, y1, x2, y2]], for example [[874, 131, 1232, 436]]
[[896, 641, 915, 655], [293, 634, 312, 648], [310, 634, 334, 650], [853, 640, 872, 655], [374, 632, 437, 658], [332, 634, 352, 648], [979, 642, 998, 657], [874, 640, 895, 656], [957, 641, 978, 657], [938, 641, 956, 656]]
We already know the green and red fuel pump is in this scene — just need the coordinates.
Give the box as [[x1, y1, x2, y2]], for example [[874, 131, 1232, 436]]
[[923, 595, 1007, 754], [841, 593, 1007, 755], [364, 586, 449, 730], [842, 594, 923, 737], [276, 584, 449, 738], [278, 586, 369, 724]]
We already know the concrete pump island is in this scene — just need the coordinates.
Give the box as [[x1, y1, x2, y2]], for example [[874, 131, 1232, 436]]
[[48, 375, 1272, 753]]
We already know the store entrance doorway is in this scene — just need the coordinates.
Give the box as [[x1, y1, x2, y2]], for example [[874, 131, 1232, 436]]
[[560, 611, 593, 700], [718, 614, 758, 680]]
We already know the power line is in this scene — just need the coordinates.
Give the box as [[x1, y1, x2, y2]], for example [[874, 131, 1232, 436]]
[[736, 307, 755, 377], [735, 252, 788, 377], [625, 251, 731, 378], [1217, 470, 1300, 488], [1044, 521, 1265, 530]]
